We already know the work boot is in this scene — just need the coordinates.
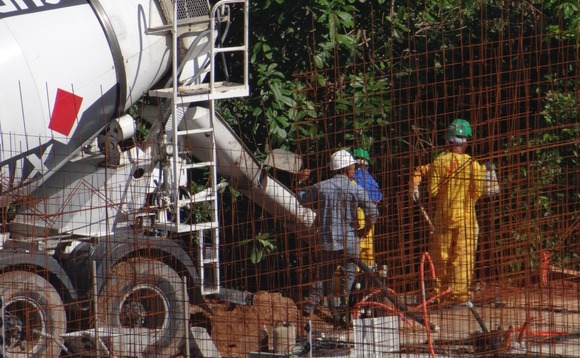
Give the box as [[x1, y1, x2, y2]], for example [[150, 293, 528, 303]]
[[332, 304, 350, 329]]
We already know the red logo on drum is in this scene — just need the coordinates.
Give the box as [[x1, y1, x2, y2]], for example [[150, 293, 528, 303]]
[[49, 88, 83, 136]]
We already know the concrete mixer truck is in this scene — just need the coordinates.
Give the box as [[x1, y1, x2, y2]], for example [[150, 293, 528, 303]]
[[0, 1, 314, 356]]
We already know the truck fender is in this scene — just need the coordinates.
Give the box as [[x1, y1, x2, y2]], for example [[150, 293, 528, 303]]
[[0, 251, 79, 303], [90, 237, 204, 305]]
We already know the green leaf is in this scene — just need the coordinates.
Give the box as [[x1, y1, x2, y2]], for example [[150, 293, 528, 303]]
[[279, 95, 296, 107], [270, 83, 282, 101], [251, 247, 263, 264], [335, 11, 353, 27], [252, 107, 262, 117], [314, 54, 325, 69], [336, 33, 355, 49]]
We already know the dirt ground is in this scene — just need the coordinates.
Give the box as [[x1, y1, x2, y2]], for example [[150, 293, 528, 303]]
[[189, 280, 580, 358], [191, 291, 315, 357]]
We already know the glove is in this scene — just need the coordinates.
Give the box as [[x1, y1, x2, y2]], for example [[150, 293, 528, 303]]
[[483, 162, 500, 196], [412, 186, 420, 203], [297, 169, 311, 182]]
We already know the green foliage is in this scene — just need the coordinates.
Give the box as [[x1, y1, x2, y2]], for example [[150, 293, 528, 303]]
[[129, 103, 152, 143], [220, 0, 379, 153], [544, 0, 580, 39], [237, 232, 277, 264], [503, 73, 580, 271], [219, 0, 577, 155]]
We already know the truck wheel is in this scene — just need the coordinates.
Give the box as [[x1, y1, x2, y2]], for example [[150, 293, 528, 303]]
[[97, 258, 188, 357], [0, 271, 66, 358]]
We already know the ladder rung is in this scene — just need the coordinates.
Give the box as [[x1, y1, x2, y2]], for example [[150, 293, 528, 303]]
[[148, 82, 248, 102], [177, 128, 213, 136], [174, 221, 217, 233], [178, 195, 214, 206], [214, 45, 246, 53], [193, 221, 218, 230], [184, 161, 214, 169], [147, 16, 211, 34]]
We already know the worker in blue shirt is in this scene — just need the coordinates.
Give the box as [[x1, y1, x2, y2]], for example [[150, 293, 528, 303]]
[[297, 149, 378, 326], [353, 148, 383, 203]]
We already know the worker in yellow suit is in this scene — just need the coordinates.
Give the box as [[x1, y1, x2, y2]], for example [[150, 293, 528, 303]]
[[411, 119, 499, 304]]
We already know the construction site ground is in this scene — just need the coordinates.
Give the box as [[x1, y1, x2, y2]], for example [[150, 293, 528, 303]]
[[198, 282, 580, 357]]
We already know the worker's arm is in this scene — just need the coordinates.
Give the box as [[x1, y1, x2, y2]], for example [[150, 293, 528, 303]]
[[410, 164, 431, 202], [469, 161, 486, 199], [427, 161, 441, 197], [356, 185, 378, 238], [296, 169, 310, 186], [296, 169, 317, 205]]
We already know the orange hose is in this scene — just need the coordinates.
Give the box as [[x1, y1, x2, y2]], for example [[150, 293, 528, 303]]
[[526, 330, 568, 338], [503, 327, 516, 349], [420, 252, 436, 358], [411, 289, 451, 312], [517, 316, 536, 343], [540, 251, 550, 286]]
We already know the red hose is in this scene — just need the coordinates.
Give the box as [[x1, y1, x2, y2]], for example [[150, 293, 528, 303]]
[[411, 289, 451, 312], [540, 251, 550, 286], [420, 252, 436, 358], [517, 316, 536, 343], [526, 330, 568, 338]]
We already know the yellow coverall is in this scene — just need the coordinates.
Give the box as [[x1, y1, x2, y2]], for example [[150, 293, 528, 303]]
[[427, 152, 486, 301], [357, 206, 375, 267]]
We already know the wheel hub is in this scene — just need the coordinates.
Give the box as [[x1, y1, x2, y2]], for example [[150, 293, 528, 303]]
[[3, 312, 25, 351], [120, 301, 146, 328]]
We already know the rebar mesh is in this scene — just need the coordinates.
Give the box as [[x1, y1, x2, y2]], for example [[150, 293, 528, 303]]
[[0, 1, 578, 357]]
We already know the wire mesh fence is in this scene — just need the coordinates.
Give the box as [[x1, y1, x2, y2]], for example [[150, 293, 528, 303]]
[[0, 1, 578, 357], [215, 6, 579, 357]]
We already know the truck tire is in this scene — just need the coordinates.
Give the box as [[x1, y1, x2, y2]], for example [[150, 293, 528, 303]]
[[97, 258, 188, 357], [0, 271, 66, 358]]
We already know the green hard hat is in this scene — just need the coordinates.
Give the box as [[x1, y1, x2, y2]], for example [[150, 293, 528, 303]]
[[447, 119, 472, 138], [353, 148, 371, 162]]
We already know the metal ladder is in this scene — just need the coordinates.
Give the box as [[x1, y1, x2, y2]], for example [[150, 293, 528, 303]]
[[148, 0, 249, 296]]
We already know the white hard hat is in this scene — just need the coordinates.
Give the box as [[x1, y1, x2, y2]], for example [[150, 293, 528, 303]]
[[330, 149, 356, 171]]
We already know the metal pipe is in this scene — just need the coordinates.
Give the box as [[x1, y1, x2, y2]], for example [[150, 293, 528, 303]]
[[179, 107, 316, 233], [417, 203, 435, 234], [183, 276, 190, 358], [91, 260, 107, 355]]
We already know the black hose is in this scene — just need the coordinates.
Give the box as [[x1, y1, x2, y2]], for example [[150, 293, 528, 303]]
[[468, 306, 489, 333], [350, 257, 439, 331]]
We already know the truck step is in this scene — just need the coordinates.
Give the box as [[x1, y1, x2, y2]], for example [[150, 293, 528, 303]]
[[148, 81, 248, 102], [62, 327, 160, 357], [190, 327, 222, 357]]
